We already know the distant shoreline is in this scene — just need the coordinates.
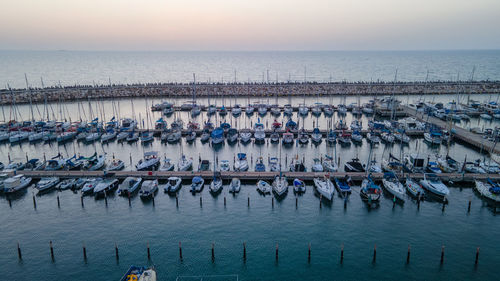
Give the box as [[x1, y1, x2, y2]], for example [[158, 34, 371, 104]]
[[1, 81, 499, 105]]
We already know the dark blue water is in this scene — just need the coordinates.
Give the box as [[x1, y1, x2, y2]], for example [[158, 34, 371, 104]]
[[1, 50, 499, 88]]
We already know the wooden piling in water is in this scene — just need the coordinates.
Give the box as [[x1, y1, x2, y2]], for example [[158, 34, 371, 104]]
[[296, 197, 298, 209], [115, 243, 119, 260], [83, 242, 87, 260], [104, 192, 108, 206], [224, 196, 226, 207], [308, 243, 311, 263], [243, 242, 246, 261], [147, 242, 151, 260], [468, 200, 471, 213], [200, 196, 202, 207], [340, 244, 344, 264], [475, 247, 480, 265], [407, 245, 410, 264], [176, 194, 179, 207], [272, 197, 274, 208], [319, 195, 322, 209], [50, 241, 54, 261], [440, 245, 445, 264], [152, 193, 155, 206], [248, 196, 250, 207], [211, 243, 215, 262], [17, 242, 22, 260], [373, 244, 376, 263], [81, 196, 84, 208], [275, 243, 279, 262], [32, 194, 36, 209], [57, 195, 60, 208], [179, 242, 183, 261]]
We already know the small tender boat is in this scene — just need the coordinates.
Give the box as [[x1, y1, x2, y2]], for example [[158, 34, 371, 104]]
[[211, 127, 224, 145], [190, 176, 204, 193], [84, 154, 106, 171], [200, 130, 210, 143], [234, 153, 249, 171], [136, 152, 160, 171], [272, 175, 288, 197], [334, 177, 352, 194], [240, 129, 252, 143], [209, 173, 223, 194], [298, 129, 309, 144], [198, 159, 210, 171], [139, 180, 159, 198], [82, 178, 103, 195], [360, 176, 382, 202], [178, 155, 193, 171], [282, 132, 294, 145], [219, 160, 230, 171], [419, 173, 449, 197], [255, 157, 266, 172], [107, 159, 125, 171], [314, 176, 334, 200], [382, 172, 406, 203], [185, 130, 196, 143], [293, 178, 306, 193], [36, 177, 60, 192], [93, 178, 119, 197], [256, 180, 272, 194], [159, 158, 174, 171], [426, 161, 442, 174], [344, 158, 365, 173], [268, 157, 280, 172], [405, 177, 424, 199], [322, 155, 338, 172], [229, 177, 241, 193], [424, 132, 442, 145], [254, 122, 266, 143], [3, 175, 32, 194], [474, 179, 500, 203], [56, 178, 77, 190], [226, 128, 238, 144], [162, 176, 182, 193], [311, 128, 322, 143], [118, 177, 142, 196], [270, 131, 280, 143], [311, 158, 324, 172]]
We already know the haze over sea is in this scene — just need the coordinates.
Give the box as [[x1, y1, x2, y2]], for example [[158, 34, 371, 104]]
[[1, 50, 500, 88]]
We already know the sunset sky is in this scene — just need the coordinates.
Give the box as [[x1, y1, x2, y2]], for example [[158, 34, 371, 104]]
[[1, 0, 499, 51]]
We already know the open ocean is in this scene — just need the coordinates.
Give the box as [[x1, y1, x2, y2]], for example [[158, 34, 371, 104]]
[[0, 50, 499, 280]]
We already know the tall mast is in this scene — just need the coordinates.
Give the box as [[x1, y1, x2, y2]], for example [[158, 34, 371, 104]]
[[24, 74, 35, 123]]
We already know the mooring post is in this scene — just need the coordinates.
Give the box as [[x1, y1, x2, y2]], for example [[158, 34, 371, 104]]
[[83, 242, 87, 261], [296, 197, 298, 209], [417, 195, 421, 209], [373, 244, 376, 263], [475, 247, 479, 265], [344, 197, 347, 209], [128, 193, 131, 206], [17, 242, 22, 260], [275, 243, 279, 262], [176, 194, 179, 207], [115, 243, 119, 260], [147, 242, 151, 260], [407, 244, 410, 264], [319, 195, 322, 209], [340, 244, 344, 264], [393, 196, 396, 208], [224, 195, 226, 207], [243, 242, 247, 261], [272, 197, 274, 208], [468, 199, 471, 213], [32, 193, 36, 209], [308, 243, 311, 263], [152, 192, 155, 206], [200, 196, 202, 207], [440, 245, 445, 264], [81, 195, 84, 208], [211, 243, 215, 262], [104, 192, 108, 206], [179, 242, 183, 261], [442, 198, 446, 212], [50, 241, 54, 261], [248, 195, 250, 207]]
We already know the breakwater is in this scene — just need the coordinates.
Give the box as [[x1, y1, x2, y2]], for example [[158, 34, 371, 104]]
[[1, 81, 499, 105]]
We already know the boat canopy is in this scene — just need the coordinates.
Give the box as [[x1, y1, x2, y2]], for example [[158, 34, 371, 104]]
[[237, 153, 247, 160], [211, 128, 224, 138], [192, 177, 203, 184], [144, 151, 158, 157]]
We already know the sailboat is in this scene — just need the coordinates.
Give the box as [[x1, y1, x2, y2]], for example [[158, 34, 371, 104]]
[[313, 175, 334, 200]]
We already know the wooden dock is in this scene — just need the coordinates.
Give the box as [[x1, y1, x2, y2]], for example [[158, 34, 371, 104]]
[[401, 105, 500, 155], [10, 170, 500, 182]]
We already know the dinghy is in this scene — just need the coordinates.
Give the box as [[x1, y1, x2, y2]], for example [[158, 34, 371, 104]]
[[293, 178, 306, 193], [190, 177, 204, 193], [118, 177, 142, 196], [163, 177, 182, 193], [229, 178, 241, 193], [256, 180, 272, 194], [139, 180, 159, 199]]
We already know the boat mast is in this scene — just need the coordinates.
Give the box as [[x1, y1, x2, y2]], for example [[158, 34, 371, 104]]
[[24, 74, 35, 124]]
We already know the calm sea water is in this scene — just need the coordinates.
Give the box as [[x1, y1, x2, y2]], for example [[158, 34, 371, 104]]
[[1, 50, 500, 88], [0, 51, 499, 280]]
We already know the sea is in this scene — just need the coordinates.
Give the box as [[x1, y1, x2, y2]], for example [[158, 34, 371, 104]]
[[0, 50, 499, 281]]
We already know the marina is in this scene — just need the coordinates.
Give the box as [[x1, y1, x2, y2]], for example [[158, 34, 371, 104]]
[[1, 53, 499, 280]]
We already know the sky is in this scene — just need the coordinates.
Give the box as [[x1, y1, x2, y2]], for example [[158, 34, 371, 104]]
[[1, 0, 499, 51]]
